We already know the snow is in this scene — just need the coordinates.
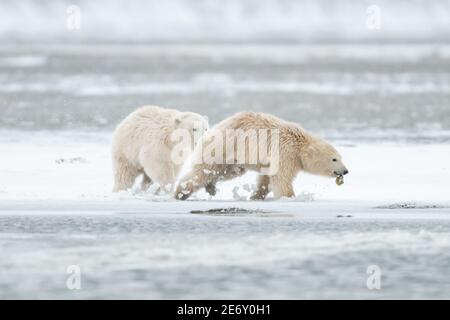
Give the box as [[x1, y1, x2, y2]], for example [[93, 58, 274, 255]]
[[1, 130, 450, 299], [1, 130, 449, 207]]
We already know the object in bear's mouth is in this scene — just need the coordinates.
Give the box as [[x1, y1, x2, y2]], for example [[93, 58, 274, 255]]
[[336, 175, 344, 186]]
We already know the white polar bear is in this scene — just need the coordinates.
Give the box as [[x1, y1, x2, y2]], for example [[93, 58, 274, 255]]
[[175, 112, 348, 200], [112, 106, 209, 192]]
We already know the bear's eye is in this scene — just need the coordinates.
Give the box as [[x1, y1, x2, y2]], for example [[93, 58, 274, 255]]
[[332, 158, 337, 162], [192, 128, 197, 132]]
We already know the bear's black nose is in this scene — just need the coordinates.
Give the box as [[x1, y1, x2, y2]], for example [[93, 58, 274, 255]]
[[343, 169, 349, 175]]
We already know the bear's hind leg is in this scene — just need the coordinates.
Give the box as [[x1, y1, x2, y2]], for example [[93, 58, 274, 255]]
[[112, 156, 140, 192], [141, 172, 153, 191], [202, 165, 245, 197], [205, 182, 217, 196], [250, 175, 270, 200]]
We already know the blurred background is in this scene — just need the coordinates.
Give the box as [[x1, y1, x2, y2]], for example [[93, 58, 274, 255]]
[[1, 0, 449, 141], [2, 0, 450, 43]]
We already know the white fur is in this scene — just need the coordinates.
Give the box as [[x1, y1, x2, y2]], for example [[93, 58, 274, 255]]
[[112, 106, 208, 192], [175, 111, 347, 200]]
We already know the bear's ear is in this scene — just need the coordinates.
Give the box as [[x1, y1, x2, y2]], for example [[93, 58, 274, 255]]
[[203, 115, 209, 122]]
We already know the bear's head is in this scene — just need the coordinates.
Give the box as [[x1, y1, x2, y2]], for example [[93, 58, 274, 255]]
[[174, 112, 209, 136], [170, 113, 209, 168], [300, 138, 348, 178], [173, 112, 209, 150]]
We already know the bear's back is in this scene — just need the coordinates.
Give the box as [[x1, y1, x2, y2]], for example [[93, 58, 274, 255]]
[[112, 105, 179, 160], [215, 111, 303, 133]]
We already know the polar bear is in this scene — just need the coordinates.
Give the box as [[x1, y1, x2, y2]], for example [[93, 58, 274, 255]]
[[175, 112, 348, 200], [112, 106, 208, 192]]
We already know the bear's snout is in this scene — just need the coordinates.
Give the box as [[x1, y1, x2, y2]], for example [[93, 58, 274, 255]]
[[334, 168, 349, 176]]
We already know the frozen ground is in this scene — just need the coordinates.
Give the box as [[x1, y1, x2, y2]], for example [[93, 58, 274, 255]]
[[0, 131, 449, 299], [1, 131, 450, 204]]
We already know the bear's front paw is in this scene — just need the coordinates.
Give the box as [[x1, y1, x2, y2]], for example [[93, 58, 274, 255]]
[[175, 191, 191, 200], [250, 192, 266, 201]]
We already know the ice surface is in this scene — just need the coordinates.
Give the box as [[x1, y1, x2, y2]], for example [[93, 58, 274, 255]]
[[1, 131, 449, 204], [0, 131, 449, 299], [1, 213, 450, 299]]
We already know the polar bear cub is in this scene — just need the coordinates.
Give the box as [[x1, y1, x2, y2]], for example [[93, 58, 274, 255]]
[[175, 112, 348, 200], [112, 106, 209, 192]]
